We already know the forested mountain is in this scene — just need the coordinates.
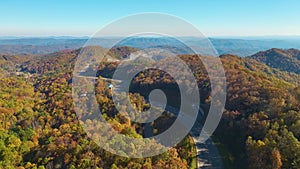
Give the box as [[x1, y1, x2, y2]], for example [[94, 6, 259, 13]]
[[0, 54, 33, 77], [20, 49, 78, 74], [0, 46, 299, 169], [96, 51, 300, 169], [250, 48, 300, 74], [107, 46, 138, 60], [219, 55, 300, 169], [19, 46, 137, 75]]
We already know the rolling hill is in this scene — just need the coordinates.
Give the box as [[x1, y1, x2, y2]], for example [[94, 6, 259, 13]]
[[250, 48, 300, 74]]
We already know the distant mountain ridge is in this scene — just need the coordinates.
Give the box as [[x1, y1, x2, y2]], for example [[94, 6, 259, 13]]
[[1, 37, 300, 56], [250, 48, 300, 74]]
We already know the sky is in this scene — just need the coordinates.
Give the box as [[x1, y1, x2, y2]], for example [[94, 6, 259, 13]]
[[0, 0, 300, 37]]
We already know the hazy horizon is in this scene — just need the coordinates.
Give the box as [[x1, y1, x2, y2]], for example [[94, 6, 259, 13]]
[[2, 35, 300, 39]]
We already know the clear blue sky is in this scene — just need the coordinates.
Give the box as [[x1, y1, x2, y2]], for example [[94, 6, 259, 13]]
[[1, 0, 300, 37]]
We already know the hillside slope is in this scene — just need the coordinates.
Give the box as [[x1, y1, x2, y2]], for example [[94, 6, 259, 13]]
[[250, 48, 300, 74]]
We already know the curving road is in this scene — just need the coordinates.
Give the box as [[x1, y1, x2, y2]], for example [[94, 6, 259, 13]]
[[76, 72, 223, 168], [163, 104, 223, 169]]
